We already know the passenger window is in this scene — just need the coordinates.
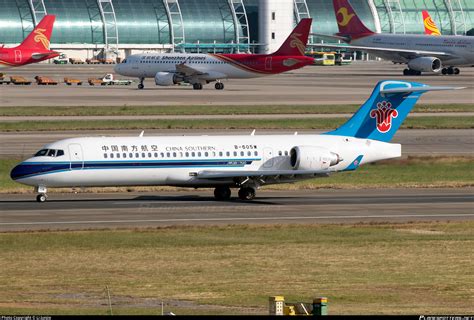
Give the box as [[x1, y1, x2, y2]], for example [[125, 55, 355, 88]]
[[117, 153, 120, 159], [129, 153, 133, 158], [219, 152, 223, 157], [278, 151, 282, 156], [154, 152, 158, 157], [142, 153, 146, 158], [136, 153, 140, 158], [167, 152, 171, 157], [110, 153, 114, 159], [205, 152, 209, 157], [240, 151, 244, 156], [247, 151, 251, 156], [192, 152, 196, 157], [233, 151, 237, 156], [123, 153, 127, 158], [198, 152, 202, 157], [173, 152, 177, 157], [185, 152, 189, 157], [160, 152, 164, 157], [226, 151, 230, 157], [285, 151, 289, 156], [104, 153, 108, 159], [148, 152, 152, 158]]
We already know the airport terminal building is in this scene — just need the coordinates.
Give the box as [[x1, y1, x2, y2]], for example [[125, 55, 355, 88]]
[[1, 0, 473, 59]]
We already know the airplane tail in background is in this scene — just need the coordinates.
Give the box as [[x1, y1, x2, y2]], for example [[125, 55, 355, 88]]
[[422, 10, 441, 36], [332, 0, 375, 39], [325, 81, 462, 143], [272, 18, 312, 56], [19, 15, 55, 50]]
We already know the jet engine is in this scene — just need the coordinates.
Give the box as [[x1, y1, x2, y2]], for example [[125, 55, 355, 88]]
[[155, 72, 179, 86], [290, 146, 341, 171], [407, 57, 442, 73]]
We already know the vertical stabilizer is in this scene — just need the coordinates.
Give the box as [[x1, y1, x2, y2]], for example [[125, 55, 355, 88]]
[[422, 10, 441, 36], [325, 81, 462, 142], [19, 15, 56, 50], [332, 0, 375, 39], [272, 18, 312, 56]]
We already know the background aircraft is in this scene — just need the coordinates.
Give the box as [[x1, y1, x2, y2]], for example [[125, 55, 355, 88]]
[[0, 15, 58, 68], [311, 0, 473, 76], [422, 10, 441, 36], [114, 19, 314, 90], [10, 80, 460, 202]]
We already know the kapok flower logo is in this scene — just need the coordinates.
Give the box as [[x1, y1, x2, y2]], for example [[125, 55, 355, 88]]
[[370, 101, 398, 133]]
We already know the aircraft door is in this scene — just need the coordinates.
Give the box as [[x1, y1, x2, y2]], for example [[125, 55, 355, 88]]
[[263, 148, 273, 168], [14, 50, 22, 63], [265, 57, 272, 71], [69, 144, 84, 170]]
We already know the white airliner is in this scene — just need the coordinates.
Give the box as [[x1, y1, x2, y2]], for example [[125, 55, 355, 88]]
[[312, 0, 474, 75], [114, 19, 314, 90], [11, 80, 461, 202]]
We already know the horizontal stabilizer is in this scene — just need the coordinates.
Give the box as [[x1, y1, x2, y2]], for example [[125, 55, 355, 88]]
[[381, 86, 465, 94]]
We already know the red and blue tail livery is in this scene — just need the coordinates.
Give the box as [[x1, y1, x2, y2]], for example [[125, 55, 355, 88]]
[[326, 81, 463, 142]]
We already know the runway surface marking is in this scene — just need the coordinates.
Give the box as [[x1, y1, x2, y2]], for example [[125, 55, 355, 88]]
[[2, 213, 474, 227]]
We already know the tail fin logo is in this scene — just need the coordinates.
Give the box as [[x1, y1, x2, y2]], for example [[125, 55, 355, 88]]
[[424, 16, 441, 36], [289, 33, 306, 56], [370, 101, 398, 133], [34, 28, 50, 49], [337, 8, 355, 27]]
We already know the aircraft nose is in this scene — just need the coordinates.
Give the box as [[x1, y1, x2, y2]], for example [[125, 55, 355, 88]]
[[10, 162, 26, 181], [114, 64, 122, 74]]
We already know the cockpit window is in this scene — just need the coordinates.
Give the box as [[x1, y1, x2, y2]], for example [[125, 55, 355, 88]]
[[122, 59, 127, 63], [34, 149, 65, 157], [34, 149, 48, 157]]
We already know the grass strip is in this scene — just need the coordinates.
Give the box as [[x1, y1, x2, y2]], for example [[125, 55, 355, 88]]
[[2, 156, 472, 193], [0, 104, 472, 117], [0, 222, 473, 314], [0, 116, 473, 132]]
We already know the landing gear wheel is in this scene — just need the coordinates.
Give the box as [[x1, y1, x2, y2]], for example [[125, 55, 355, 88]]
[[442, 68, 448, 75], [238, 187, 256, 201], [447, 67, 454, 75], [193, 83, 203, 90], [214, 186, 231, 200], [454, 68, 460, 75], [138, 83, 144, 90], [36, 194, 47, 203], [403, 69, 421, 76], [215, 82, 224, 90], [403, 69, 410, 76]]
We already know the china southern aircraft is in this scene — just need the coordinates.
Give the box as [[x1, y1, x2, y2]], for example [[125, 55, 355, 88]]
[[114, 19, 314, 90], [312, 0, 474, 76], [11, 80, 461, 202], [0, 15, 58, 68]]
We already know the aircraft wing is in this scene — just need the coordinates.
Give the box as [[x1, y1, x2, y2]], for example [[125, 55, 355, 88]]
[[309, 43, 451, 57], [197, 170, 329, 180], [175, 63, 208, 76]]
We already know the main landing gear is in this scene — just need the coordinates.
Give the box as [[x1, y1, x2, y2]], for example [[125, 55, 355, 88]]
[[403, 68, 422, 76], [215, 82, 224, 90], [138, 77, 145, 90], [193, 83, 203, 90], [213, 186, 257, 201], [35, 186, 48, 203], [441, 67, 460, 75]]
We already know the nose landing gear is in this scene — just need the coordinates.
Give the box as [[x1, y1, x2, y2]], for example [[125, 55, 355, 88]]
[[35, 186, 48, 203], [138, 77, 145, 90], [215, 82, 224, 90], [238, 187, 256, 201]]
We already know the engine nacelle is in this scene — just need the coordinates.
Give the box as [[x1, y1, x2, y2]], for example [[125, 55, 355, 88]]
[[290, 146, 341, 171], [155, 72, 178, 86], [408, 57, 442, 73]]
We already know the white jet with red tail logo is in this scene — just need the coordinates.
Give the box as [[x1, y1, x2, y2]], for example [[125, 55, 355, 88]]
[[11, 81, 462, 202]]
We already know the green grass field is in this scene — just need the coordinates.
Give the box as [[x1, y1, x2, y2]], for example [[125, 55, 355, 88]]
[[0, 104, 472, 117], [0, 222, 473, 315], [2, 157, 473, 193], [1, 116, 473, 132]]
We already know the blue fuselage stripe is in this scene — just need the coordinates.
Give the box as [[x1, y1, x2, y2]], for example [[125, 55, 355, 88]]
[[11, 159, 260, 180]]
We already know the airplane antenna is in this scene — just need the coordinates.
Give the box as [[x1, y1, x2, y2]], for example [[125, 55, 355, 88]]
[[251, 129, 256, 136], [139, 131, 145, 137]]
